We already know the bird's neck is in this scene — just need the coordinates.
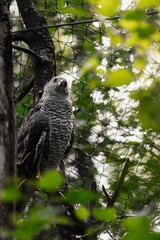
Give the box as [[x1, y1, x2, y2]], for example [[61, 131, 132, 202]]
[[40, 95, 72, 113]]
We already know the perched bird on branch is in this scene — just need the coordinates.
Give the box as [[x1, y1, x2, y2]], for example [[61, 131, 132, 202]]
[[17, 76, 74, 180]]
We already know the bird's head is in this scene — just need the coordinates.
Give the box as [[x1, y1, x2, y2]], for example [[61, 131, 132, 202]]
[[42, 76, 69, 98]]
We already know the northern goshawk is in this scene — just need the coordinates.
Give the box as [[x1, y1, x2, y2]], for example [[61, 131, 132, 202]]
[[17, 76, 74, 179]]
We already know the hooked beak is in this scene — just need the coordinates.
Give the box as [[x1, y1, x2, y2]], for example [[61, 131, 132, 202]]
[[60, 80, 67, 88]]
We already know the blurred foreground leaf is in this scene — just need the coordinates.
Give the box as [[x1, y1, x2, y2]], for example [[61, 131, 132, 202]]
[[104, 69, 133, 87], [75, 206, 90, 220], [14, 206, 69, 240], [66, 189, 98, 204], [0, 186, 21, 202], [38, 171, 64, 192], [122, 216, 158, 240], [93, 207, 117, 222], [131, 79, 160, 132]]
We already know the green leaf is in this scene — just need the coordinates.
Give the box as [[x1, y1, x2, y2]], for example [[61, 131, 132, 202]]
[[0, 187, 21, 202], [120, 19, 139, 31], [136, 23, 155, 39], [104, 69, 132, 87], [124, 9, 145, 21], [133, 79, 160, 132], [131, 79, 160, 132], [138, 0, 160, 8], [97, 0, 119, 16], [126, 34, 150, 49], [120, 19, 154, 40], [120, 10, 145, 31], [93, 207, 117, 221], [88, 0, 119, 16], [152, 32, 160, 42], [66, 189, 98, 204], [75, 206, 90, 220], [63, 6, 88, 17], [16, 105, 25, 115], [138, 95, 160, 132], [80, 57, 99, 75], [122, 217, 154, 240], [107, 29, 123, 46], [87, 76, 101, 89], [38, 171, 64, 192], [14, 207, 59, 239], [134, 57, 146, 70]]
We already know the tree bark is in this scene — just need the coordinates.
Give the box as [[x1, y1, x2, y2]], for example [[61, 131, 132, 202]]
[[0, 0, 16, 234], [13, 0, 55, 98]]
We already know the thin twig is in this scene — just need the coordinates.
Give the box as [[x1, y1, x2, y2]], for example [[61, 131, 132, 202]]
[[17, 178, 27, 188], [108, 158, 130, 207], [102, 185, 111, 204], [12, 44, 43, 62], [106, 228, 117, 240], [15, 78, 34, 104]]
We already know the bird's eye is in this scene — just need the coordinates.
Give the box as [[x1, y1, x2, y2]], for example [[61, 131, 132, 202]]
[[53, 78, 57, 83]]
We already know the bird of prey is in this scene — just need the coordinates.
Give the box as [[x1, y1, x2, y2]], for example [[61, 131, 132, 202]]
[[17, 76, 74, 180]]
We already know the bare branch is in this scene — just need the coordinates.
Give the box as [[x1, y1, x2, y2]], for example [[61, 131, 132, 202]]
[[106, 228, 117, 240], [102, 185, 111, 204], [12, 44, 43, 62], [15, 78, 33, 104], [108, 158, 130, 207]]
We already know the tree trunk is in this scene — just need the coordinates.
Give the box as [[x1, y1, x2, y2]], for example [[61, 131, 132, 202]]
[[13, 0, 55, 98], [0, 0, 16, 234]]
